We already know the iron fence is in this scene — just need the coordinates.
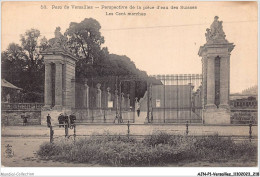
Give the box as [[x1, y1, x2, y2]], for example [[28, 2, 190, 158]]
[[48, 122, 258, 144], [147, 74, 203, 123], [72, 76, 151, 123]]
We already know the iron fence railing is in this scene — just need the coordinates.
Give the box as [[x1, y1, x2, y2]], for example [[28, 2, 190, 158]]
[[48, 122, 258, 144]]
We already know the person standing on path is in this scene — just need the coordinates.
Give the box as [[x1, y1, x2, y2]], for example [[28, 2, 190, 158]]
[[64, 113, 69, 126], [46, 114, 51, 128], [136, 102, 140, 117], [69, 113, 76, 125], [21, 112, 28, 126], [58, 113, 64, 128]]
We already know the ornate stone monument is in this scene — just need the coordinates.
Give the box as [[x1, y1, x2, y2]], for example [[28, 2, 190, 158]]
[[198, 16, 235, 124], [40, 27, 77, 124]]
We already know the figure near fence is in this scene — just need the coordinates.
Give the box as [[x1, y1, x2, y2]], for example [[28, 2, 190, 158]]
[[46, 114, 51, 128], [58, 113, 64, 128], [136, 99, 140, 117], [136, 104, 140, 117], [21, 112, 28, 126]]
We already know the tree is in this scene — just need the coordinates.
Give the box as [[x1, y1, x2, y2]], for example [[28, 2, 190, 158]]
[[20, 29, 44, 94], [39, 36, 50, 51], [1, 43, 27, 85], [20, 29, 42, 74], [64, 18, 108, 77], [2, 29, 46, 102], [65, 18, 105, 63]]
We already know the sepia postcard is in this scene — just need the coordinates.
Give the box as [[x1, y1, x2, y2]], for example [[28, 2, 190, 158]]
[[1, 1, 259, 176]]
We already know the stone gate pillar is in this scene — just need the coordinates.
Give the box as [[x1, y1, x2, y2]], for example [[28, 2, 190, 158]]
[[41, 53, 76, 110], [40, 27, 78, 124], [198, 16, 235, 124]]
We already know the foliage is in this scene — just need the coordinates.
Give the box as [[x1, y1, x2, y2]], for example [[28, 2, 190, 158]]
[[65, 18, 104, 64], [1, 43, 26, 86], [2, 29, 45, 102], [20, 29, 42, 72], [37, 133, 257, 167], [65, 18, 109, 79], [192, 135, 257, 161]]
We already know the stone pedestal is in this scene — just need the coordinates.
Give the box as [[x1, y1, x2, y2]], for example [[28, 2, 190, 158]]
[[203, 108, 230, 124]]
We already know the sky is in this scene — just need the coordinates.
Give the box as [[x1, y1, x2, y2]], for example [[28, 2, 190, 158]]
[[1, 1, 258, 93]]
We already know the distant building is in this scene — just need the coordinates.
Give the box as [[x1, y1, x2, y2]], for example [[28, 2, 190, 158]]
[[230, 85, 258, 109], [1, 79, 22, 103], [230, 86, 258, 124], [242, 85, 258, 95], [230, 96, 257, 109]]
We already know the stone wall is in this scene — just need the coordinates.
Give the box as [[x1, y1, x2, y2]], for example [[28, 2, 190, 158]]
[[230, 110, 257, 124], [2, 110, 41, 126]]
